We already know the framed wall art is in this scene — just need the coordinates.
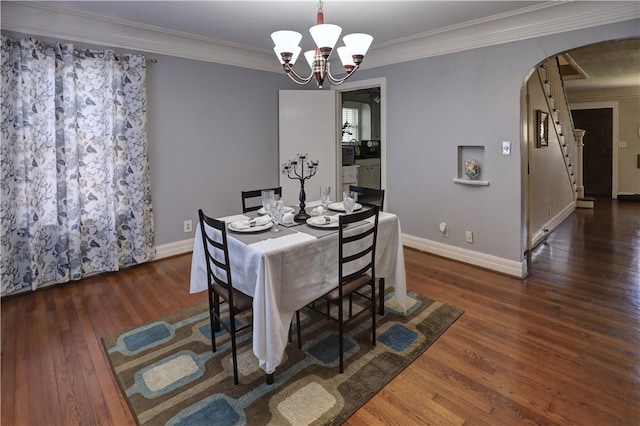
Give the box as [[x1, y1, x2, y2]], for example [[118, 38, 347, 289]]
[[536, 109, 549, 147]]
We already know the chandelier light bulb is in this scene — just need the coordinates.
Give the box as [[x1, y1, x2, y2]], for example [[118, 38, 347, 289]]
[[304, 50, 316, 69], [337, 46, 355, 69], [274, 46, 301, 66], [271, 30, 302, 63], [343, 33, 373, 64], [309, 24, 342, 56]]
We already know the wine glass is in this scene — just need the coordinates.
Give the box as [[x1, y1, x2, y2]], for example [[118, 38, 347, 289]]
[[320, 185, 331, 210], [343, 191, 355, 215], [261, 190, 274, 214], [269, 199, 284, 232]]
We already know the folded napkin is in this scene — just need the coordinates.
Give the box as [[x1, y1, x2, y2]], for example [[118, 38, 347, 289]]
[[233, 215, 272, 230], [281, 212, 295, 224], [309, 215, 340, 226]]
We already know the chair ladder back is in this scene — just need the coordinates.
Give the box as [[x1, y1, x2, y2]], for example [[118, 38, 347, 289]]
[[348, 185, 385, 211], [342, 264, 374, 285], [197, 209, 257, 385], [241, 187, 282, 213], [338, 207, 379, 286], [294, 206, 380, 374], [198, 210, 234, 306]]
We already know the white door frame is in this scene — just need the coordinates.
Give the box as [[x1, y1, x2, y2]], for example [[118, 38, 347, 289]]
[[333, 78, 387, 192]]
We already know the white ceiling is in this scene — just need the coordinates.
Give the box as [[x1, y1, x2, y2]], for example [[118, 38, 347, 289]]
[[2, 1, 639, 89], [561, 38, 640, 90], [38, 1, 547, 52]]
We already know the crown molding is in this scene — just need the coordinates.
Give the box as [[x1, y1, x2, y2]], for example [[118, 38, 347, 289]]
[[1, 1, 281, 72], [2, 1, 638, 73], [364, 2, 640, 69]]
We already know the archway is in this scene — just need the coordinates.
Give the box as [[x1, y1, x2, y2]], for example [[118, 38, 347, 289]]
[[521, 37, 639, 270]]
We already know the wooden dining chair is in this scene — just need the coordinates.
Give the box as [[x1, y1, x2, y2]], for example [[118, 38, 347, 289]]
[[348, 185, 387, 315], [241, 187, 282, 213], [348, 185, 385, 211], [198, 209, 253, 385], [302, 206, 380, 374]]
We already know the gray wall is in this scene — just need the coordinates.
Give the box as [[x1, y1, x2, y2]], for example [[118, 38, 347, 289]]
[[145, 55, 300, 245], [349, 19, 639, 263], [4, 18, 638, 267]]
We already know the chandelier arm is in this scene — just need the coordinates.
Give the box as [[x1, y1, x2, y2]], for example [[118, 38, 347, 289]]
[[284, 64, 315, 85], [326, 64, 360, 86], [287, 73, 314, 86]]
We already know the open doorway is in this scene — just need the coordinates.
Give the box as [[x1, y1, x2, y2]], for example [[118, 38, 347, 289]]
[[335, 77, 387, 197], [341, 87, 381, 192], [522, 38, 637, 272], [572, 108, 613, 197], [570, 102, 619, 198]]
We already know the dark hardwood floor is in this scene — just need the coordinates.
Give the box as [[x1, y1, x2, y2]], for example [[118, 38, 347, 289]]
[[2, 197, 638, 425]]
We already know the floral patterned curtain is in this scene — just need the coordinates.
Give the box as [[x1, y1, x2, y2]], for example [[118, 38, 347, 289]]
[[1, 36, 154, 296]]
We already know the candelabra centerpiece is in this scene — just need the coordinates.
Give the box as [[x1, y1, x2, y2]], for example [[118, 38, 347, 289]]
[[282, 153, 319, 222]]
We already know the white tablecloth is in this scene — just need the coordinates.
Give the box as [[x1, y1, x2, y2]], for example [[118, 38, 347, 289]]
[[189, 211, 407, 374]]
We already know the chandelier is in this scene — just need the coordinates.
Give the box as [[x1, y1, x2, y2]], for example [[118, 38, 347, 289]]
[[271, 0, 373, 89]]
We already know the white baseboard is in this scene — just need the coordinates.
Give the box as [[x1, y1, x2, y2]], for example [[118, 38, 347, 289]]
[[402, 234, 527, 278], [153, 238, 194, 260], [531, 202, 575, 248]]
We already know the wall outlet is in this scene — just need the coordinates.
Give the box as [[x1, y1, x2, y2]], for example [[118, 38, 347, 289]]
[[618, 141, 627, 148], [184, 220, 192, 233], [465, 230, 473, 243], [439, 222, 448, 237]]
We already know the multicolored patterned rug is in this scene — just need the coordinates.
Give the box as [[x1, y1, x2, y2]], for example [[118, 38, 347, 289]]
[[102, 290, 463, 425]]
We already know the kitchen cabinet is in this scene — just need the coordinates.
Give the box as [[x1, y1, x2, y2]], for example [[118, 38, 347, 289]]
[[355, 158, 381, 189], [342, 165, 359, 194]]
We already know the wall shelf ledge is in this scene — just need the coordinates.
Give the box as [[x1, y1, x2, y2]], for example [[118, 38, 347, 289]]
[[453, 178, 489, 186]]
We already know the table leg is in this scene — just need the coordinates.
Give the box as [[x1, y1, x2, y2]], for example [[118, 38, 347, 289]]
[[266, 373, 274, 385]]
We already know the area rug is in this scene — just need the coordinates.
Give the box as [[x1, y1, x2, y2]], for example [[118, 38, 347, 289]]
[[102, 290, 463, 425]]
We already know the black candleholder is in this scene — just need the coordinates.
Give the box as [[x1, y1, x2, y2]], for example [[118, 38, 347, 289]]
[[282, 153, 319, 222]]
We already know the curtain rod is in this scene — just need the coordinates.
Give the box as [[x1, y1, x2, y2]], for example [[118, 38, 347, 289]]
[[3, 37, 157, 63]]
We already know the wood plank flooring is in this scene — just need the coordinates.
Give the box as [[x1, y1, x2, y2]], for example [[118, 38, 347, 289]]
[[2, 197, 639, 425]]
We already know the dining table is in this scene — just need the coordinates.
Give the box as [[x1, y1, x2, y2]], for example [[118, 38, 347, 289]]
[[189, 201, 407, 380]]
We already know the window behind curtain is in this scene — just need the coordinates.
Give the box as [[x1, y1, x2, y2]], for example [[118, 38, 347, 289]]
[[1, 36, 154, 296]]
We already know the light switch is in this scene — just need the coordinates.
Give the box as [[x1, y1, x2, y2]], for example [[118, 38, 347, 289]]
[[502, 141, 511, 155]]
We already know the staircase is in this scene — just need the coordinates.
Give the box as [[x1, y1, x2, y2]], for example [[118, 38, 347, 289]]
[[536, 58, 593, 209]]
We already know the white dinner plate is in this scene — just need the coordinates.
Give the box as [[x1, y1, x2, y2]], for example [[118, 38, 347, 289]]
[[228, 220, 273, 233], [258, 206, 295, 215], [306, 216, 340, 229], [327, 202, 363, 212]]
